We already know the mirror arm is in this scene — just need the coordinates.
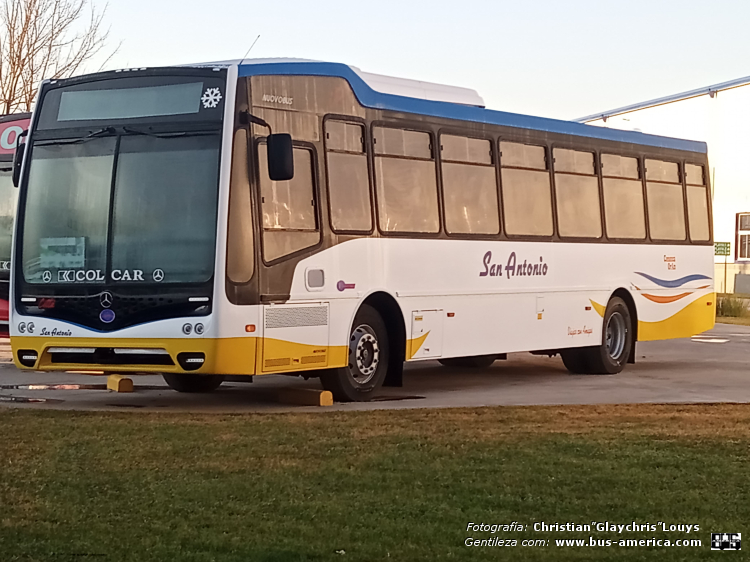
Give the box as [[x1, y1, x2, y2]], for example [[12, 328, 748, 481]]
[[239, 111, 272, 134]]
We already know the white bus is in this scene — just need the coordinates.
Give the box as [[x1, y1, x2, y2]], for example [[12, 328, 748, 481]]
[[10, 60, 714, 401]]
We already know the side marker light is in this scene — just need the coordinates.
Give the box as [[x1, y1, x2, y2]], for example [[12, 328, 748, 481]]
[[245, 324, 256, 333]]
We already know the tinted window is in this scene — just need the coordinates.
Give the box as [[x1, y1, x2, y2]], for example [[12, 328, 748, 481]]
[[325, 120, 371, 232], [602, 155, 645, 239], [500, 141, 545, 170], [442, 134, 492, 165], [22, 139, 115, 283], [226, 130, 254, 283], [259, 145, 319, 261], [0, 169, 18, 266], [500, 142, 553, 236], [685, 164, 709, 242], [646, 159, 685, 241], [441, 135, 499, 235], [374, 127, 439, 233], [111, 135, 221, 283], [374, 128, 432, 158], [601, 154, 639, 179], [554, 149, 601, 238]]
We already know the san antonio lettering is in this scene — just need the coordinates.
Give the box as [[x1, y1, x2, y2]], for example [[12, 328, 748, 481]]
[[479, 251, 548, 279], [40, 327, 72, 336]]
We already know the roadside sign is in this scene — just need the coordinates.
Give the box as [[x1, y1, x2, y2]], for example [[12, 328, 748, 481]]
[[715, 242, 731, 256]]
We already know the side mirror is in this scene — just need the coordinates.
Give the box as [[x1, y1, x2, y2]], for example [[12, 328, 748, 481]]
[[267, 133, 294, 181], [12, 130, 28, 187]]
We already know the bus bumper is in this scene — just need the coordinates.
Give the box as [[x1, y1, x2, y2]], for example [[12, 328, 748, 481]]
[[10, 336, 258, 376]]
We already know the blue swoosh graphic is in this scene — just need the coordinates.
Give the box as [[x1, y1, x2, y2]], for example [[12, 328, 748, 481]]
[[635, 272, 711, 288]]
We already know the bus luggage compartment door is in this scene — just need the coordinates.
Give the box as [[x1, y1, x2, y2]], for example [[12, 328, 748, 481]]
[[410, 310, 444, 359], [261, 303, 330, 373]]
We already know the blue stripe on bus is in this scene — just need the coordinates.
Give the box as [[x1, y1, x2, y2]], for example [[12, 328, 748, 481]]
[[238, 61, 707, 154], [635, 272, 711, 288]]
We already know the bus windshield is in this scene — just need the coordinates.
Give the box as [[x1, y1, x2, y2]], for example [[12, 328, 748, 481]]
[[21, 133, 221, 285]]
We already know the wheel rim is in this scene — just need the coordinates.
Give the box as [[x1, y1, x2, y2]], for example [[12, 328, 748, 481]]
[[606, 312, 627, 360], [348, 324, 380, 385]]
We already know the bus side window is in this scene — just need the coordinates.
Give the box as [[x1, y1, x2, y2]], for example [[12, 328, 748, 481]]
[[553, 148, 601, 238], [324, 120, 372, 232], [499, 142, 553, 236], [645, 159, 686, 241], [441, 135, 499, 235], [258, 143, 319, 261], [685, 163, 710, 242], [226, 129, 254, 282], [373, 127, 439, 233], [601, 154, 646, 240]]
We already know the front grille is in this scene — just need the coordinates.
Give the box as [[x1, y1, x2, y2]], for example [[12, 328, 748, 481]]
[[17, 288, 211, 331], [48, 347, 175, 366]]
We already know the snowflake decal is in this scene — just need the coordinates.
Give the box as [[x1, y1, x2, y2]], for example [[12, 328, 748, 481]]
[[201, 87, 222, 109]]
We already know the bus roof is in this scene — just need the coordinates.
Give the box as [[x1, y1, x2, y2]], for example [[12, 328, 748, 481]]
[[197, 58, 707, 154]]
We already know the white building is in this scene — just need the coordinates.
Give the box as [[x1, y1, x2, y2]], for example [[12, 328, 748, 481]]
[[578, 77, 750, 292]]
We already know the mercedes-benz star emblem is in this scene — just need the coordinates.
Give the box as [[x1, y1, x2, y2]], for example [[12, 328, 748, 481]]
[[42, 271, 52, 283], [100, 291, 113, 308], [152, 269, 164, 282]]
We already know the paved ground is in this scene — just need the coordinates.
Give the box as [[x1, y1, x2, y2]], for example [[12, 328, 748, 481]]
[[0, 323, 748, 413]]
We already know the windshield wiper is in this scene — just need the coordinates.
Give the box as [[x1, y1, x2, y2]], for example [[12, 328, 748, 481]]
[[87, 127, 116, 138], [36, 127, 116, 146], [122, 127, 215, 139]]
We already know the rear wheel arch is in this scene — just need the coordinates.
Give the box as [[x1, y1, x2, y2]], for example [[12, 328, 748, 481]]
[[612, 288, 638, 364], [612, 287, 638, 342]]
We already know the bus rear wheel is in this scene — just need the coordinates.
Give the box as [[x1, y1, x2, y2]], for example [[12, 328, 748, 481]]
[[438, 355, 497, 368], [163, 373, 224, 393], [320, 304, 389, 402], [561, 296, 632, 375]]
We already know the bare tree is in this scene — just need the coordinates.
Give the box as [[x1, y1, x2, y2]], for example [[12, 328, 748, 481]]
[[0, 0, 116, 114]]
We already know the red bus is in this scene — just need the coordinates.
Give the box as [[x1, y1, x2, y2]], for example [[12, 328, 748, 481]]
[[0, 113, 31, 332]]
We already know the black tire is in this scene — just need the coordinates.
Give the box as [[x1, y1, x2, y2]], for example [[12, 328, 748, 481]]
[[438, 355, 497, 368], [320, 304, 389, 402], [562, 296, 633, 375], [162, 373, 224, 393], [560, 348, 590, 374]]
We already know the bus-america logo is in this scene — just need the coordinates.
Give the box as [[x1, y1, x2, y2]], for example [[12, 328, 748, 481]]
[[479, 251, 549, 278]]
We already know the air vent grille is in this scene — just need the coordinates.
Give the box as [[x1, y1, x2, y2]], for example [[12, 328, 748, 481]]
[[265, 306, 328, 329]]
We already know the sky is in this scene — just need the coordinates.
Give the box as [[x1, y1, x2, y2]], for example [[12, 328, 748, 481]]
[[89, 0, 750, 120]]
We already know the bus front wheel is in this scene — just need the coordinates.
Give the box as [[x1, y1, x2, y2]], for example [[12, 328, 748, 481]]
[[320, 304, 389, 402], [561, 296, 632, 375], [162, 373, 224, 393]]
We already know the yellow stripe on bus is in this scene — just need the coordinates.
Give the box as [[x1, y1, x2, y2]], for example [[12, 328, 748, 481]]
[[12, 332, 437, 375], [589, 293, 715, 342]]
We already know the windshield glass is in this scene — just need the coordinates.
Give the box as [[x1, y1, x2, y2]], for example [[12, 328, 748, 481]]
[[0, 168, 18, 268], [111, 135, 220, 283], [21, 134, 220, 285]]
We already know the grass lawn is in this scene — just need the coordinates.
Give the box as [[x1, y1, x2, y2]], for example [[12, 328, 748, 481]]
[[1, 404, 748, 561]]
